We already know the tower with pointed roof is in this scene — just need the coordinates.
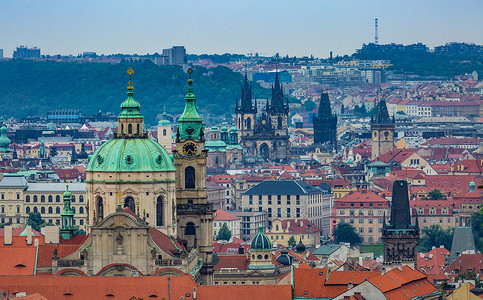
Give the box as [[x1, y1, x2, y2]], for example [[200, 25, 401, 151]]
[[235, 71, 290, 163], [0, 118, 13, 160], [60, 182, 75, 240], [174, 68, 215, 285], [313, 92, 337, 150], [382, 179, 420, 272], [371, 96, 395, 160]]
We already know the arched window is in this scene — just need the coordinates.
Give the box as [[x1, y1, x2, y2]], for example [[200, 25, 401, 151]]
[[124, 197, 135, 213], [41, 207, 45, 214], [48, 195, 53, 202], [56, 195, 60, 202], [278, 116, 283, 129], [79, 206, 84, 214], [26, 195, 30, 203], [163, 129, 167, 136], [121, 124, 124, 134], [79, 195, 84, 203], [48, 207, 53, 214], [156, 197, 163, 226], [137, 124, 140, 133], [442, 206, 448, 215], [97, 198, 104, 220], [185, 222, 196, 235], [1, 206, 4, 213], [429, 206, 436, 215], [41, 195, 45, 202], [56, 207, 60, 214], [26, 207, 30, 214], [71, 195, 75, 202], [246, 117, 251, 130], [72, 207, 76, 214], [33, 196, 38, 202], [185, 166, 196, 189], [16, 206, 20, 213], [128, 124, 133, 134]]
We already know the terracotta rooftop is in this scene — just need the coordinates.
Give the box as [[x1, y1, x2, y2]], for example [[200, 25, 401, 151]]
[[213, 209, 241, 221]]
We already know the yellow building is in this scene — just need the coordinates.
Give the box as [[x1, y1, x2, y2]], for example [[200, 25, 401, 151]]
[[266, 219, 321, 248]]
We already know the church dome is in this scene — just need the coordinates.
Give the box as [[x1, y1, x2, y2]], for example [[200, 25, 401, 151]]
[[276, 250, 292, 265], [86, 138, 175, 172], [220, 122, 228, 133], [250, 225, 271, 250], [296, 239, 306, 253]]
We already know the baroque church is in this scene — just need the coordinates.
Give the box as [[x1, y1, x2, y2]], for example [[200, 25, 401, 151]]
[[49, 68, 216, 284], [236, 72, 291, 163], [312, 92, 337, 151]]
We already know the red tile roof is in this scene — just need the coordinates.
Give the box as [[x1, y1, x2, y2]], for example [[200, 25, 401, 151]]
[[445, 254, 483, 276], [214, 254, 250, 270], [213, 209, 241, 221], [0, 247, 36, 275], [148, 228, 185, 257]]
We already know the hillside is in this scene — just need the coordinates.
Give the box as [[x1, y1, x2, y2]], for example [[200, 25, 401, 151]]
[[0, 60, 269, 125]]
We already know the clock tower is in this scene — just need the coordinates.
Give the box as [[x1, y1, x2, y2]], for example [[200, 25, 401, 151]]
[[173, 69, 214, 285], [371, 97, 395, 160]]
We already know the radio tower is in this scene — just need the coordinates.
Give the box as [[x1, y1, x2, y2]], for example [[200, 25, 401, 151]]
[[375, 18, 379, 44]]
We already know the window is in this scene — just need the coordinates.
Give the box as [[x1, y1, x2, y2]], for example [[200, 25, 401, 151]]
[[163, 129, 167, 136], [349, 210, 355, 216], [368, 228, 373, 233], [56, 195, 60, 202], [340, 210, 345, 215], [378, 218, 383, 224], [369, 219, 373, 224], [48, 195, 53, 202], [369, 237, 374, 243], [156, 197, 163, 226], [97, 197, 104, 220], [268, 208, 272, 218], [33, 195, 38, 202], [41, 207, 45, 214], [71, 195, 75, 202], [26, 195, 30, 202], [296, 208, 300, 218], [80, 220, 84, 225], [287, 208, 291, 218], [79, 206, 84, 214], [429, 207, 436, 215], [16, 206, 20, 213], [350, 219, 354, 224], [359, 210, 364, 216], [296, 195, 300, 205], [56, 207, 60, 214], [185, 166, 196, 189], [124, 197, 135, 213], [368, 210, 373, 216], [359, 228, 364, 233], [359, 219, 364, 224], [48, 207, 53, 214], [185, 222, 196, 235], [277, 208, 281, 217], [41, 195, 45, 202]]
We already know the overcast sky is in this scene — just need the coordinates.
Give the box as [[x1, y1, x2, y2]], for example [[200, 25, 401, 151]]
[[1, 0, 482, 58]]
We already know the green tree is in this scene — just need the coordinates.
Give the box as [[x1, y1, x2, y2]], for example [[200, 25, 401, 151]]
[[216, 223, 232, 241], [0, 221, 12, 228], [333, 222, 361, 245], [303, 100, 316, 112], [27, 212, 45, 232], [471, 208, 483, 252], [417, 225, 453, 252], [426, 189, 447, 200], [288, 235, 297, 247]]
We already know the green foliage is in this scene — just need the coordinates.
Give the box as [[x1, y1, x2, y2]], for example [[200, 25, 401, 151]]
[[27, 212, 45, 232], [216, 223, 232, 241], [353, 50, 483, 78], [471, 208, 483, 252], [358, 244, 384, 256], [426, 189, 447, 200], [303, 100, 316, 112], [333, 222, 361, 245], [288, 235, 297, 247], [0, 60, 269, 124], [417, 225, 454, 253], [454, 272, 482, 288], [0, 221, 12, 228]]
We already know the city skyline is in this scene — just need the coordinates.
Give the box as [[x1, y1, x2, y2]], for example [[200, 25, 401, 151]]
[[1, 0, 482, 58]]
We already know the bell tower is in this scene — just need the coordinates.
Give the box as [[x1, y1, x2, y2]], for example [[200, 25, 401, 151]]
[[371, 96, 395, 160], [174, 68, 214, 285], [236, 71, 257, 144]]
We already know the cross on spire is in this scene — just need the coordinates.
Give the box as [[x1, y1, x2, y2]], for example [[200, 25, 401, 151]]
[[127, 67, 134, 90]]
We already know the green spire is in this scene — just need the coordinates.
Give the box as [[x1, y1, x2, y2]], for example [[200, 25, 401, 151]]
[[118, 67, 143, 119], [177, 68, 203, 141], [0, 118, 11, 152], [158, 106, 171, 126], [60, 181, 75, 240]]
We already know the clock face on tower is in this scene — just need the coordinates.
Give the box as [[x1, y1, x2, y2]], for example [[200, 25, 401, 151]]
[[182, 142, 197, 156]]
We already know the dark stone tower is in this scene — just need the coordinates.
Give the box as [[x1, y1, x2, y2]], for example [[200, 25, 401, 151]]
[[371, 98, 395, 160], [313, 92, 337, 150], [236, 72, 257, 145], [382, 179, 420, 271]]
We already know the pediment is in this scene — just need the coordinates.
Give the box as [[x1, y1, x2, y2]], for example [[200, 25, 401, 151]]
[[94, 187, 106, 195], [94, 212, 148, 229], [245, 269, 269, 277], [122, 188, 139, 196]]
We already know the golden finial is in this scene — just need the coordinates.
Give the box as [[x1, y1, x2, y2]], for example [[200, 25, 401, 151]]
[[127, 67, 134, 90], [66, 174, 69, 188], [187, 68, 193, 84], [117, 190, 122, 206]]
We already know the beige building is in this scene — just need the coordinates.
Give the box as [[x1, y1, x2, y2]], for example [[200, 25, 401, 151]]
[[266, 219, 321, 248], [242, 180, 330, 233], [0, 174, 87, 230], [213, 209, 241, 241]]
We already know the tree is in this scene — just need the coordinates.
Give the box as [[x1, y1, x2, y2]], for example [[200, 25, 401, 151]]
[[426, 189, 447, 200], [27, 212, 45, 232], [333, 222, 361, 245], [0, 221, 12, 228], [216, 223, 232, 241], [417, 225, 453, 252], [303, 100, 316, 112], [288, 235, 297, 247], [471, 208, 483, 252]]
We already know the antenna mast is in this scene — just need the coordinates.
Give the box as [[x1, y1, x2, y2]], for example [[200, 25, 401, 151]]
[[375, 18, 379, 44]]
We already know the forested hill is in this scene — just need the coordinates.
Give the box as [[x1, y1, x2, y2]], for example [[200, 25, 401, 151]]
[[0, 60, 269, 125]]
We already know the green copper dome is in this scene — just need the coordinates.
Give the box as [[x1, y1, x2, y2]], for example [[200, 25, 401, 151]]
[[177, 70, 204, 141], [250, 225, 271, 250], [220, 122, 228, 133], [158, 107, 171, 126], [0, 120, 11, 152], [86, 138, 175, 173]]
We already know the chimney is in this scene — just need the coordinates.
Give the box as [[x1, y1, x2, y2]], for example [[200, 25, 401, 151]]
[[193, 288, 197, 300], [300, 220, 303, 227], [34, 238, 39, 247], [287, 221, 290, 228], [26, 225, 32, 245], [45, 226, 59, 244], [4, 225, 12, 245]]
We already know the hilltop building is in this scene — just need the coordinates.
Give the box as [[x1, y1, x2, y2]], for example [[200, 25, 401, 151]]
[[236, 72, 290, 163], [313, 92, 337, 151]]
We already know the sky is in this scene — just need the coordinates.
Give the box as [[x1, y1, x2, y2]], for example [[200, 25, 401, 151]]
[[1, 0, 482, 58]]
